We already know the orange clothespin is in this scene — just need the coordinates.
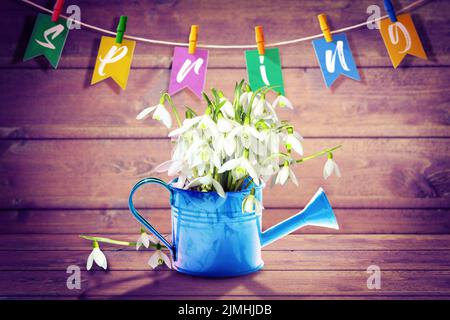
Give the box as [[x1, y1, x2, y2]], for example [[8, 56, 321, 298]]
[[51, 0, 64, 22], [255, 26, 265, 55], [188, 25, 199, 55], [318, 14, 332, 42]]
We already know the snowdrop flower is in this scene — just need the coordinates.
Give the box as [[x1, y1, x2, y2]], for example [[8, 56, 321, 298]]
[[272, 95, 294, 109], [217, 117, 237, 133], [86, 241, 107, 270], [242, 192, 263, 214], [186, 174, 226, 198], [148, 248, 172, 269], [169, 114, 218, 139], [219, 156, 260, 185], [323, 153, 341, 179], [171, 175, 187, 189], [284, 132, 304, 155], [220, 97, 235, 119], [227, 124, 263, 152], [136, 104, 172, 129], [275, 163, 298, 186], [253, 96, 272, 117], [136, 229, 157, 250]]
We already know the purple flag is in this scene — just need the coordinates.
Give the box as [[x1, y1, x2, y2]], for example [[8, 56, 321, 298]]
[[168, 47, 208, 98]]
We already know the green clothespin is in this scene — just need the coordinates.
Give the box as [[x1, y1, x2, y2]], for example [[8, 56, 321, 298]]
[[115, 16, 128, 44]]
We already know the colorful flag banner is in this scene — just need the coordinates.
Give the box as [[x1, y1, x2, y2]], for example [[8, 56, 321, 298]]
[[245, 48, 285, 95], [168, 47, 209, 98], [312, 33, 360, 88], [91, 36, 136, 90], [379, 13, 427, 68], [23, 13, 69, 68]]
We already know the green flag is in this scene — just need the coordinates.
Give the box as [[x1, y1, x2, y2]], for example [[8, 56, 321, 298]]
[[245, 48, 285, 95], [23, 13, 69, 68]]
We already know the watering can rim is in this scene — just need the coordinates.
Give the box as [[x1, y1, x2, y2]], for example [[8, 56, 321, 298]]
[[168, 178, 265, 196]]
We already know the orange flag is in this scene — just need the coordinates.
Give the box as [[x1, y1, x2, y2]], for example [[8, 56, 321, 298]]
[[379, 13, 427, 68]]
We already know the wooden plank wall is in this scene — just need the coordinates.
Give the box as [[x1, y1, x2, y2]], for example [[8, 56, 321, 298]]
[[0, 0, 449, 299]]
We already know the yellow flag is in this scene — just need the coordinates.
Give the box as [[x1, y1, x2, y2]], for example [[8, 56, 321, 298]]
[[91, 36, 136, 90], [379, 13, 427, 68]]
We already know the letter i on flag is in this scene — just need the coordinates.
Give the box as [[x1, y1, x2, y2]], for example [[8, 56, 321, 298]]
[[168, 26, 208, 98], [91, 16, 136, 90], [312, 14, 360, 88], [23, 1, 69, 68], [245, 26, 285, 95], [379, 1, 427, 68]]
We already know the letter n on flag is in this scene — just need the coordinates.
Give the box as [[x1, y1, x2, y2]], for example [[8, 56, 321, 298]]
[[168, 47, 208, 98], [312, 33, 360, 88]]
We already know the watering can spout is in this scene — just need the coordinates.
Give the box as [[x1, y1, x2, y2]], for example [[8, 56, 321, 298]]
[[261, 188, 339, 247]]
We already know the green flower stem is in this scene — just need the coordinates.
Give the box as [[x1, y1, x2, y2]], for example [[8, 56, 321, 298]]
[[162, 93, 182, 128], [79, 235, 167, 250], [295, 144, 342, 164]]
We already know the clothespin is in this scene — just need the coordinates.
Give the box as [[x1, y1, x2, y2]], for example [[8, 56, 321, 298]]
[[115, 16, 128, 44], [318, 14, 332, 42], [255, 26, 265, 55], [383, 0, 397, 22], [51, 0, 64, 22], [189, 25, 199, 55]]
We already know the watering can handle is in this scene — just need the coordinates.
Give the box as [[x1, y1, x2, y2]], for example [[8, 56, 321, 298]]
[[128, 177, 175, 259]]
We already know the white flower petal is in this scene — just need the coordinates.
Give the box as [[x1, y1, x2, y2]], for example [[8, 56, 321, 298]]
[[218, 158, 241, 173], [148, 251, 160, 269], [289, 167, 299, 186], [86, 251, 94, 270], [323, 159, 332, 179], [286, 135, 304, 155], [93, 248, 107, 270], [160, 251, 172, 269], [243, 160, 259, 185], [244, 196, 254, 213], [153, 105, 172, 129], [277, 166, 289, 185], [217, 119, 234, 133], [136, 105, 158, 120], [220, 99, 235, 118], [211, 178, 226, 198]]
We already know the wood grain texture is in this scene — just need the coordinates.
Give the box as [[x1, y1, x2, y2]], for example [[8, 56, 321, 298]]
[[0, 139, 449, 209], [1, 234, 449, 251], [3, 0, 449, 68], [0, 0, 449, 300], [1, 208, 449, 234], [3, 250, 450, 271], [1, 270, 449, 297], [1, 68, 449, 139]]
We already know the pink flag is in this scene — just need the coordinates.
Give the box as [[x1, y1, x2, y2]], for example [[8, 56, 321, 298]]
[[168, 47, 208, 98]]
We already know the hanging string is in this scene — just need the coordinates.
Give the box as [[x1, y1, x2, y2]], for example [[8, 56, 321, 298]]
[[21, 0, 428, 49]]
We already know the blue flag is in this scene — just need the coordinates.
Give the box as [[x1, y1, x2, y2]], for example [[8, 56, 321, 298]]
[[312, 33, 360, 88]]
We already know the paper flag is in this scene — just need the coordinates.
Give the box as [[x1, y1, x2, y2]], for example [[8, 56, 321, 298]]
[[168, 47, 208, 98], [23, 13, 69, 68], [312, 33, 360, 88], [245, 48, 285, 95], [91, 36, 136, 90], [379, 13, 427, 68]]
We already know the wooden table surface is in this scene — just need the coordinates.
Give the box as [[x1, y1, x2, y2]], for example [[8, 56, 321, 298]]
[[0, 0, 449, 299]]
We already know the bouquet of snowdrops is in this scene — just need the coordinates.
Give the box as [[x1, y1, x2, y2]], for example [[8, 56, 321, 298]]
[[137, 80, 341, 202], [80, 80, 341, 271]]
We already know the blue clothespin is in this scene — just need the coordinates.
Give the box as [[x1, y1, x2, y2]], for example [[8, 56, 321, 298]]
[[383, 0, 397, 22]]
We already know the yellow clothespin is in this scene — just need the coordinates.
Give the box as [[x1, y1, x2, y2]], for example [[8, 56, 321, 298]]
[[255, 26, 265, 55], [318, 14, 332, 42], [188, 25, 199, 55]]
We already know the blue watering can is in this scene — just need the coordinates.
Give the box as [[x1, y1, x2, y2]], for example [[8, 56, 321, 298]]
[[129, 177, 339, 277]]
